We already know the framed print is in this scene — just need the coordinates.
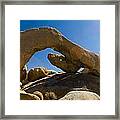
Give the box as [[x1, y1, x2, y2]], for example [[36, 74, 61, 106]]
[[0, 0, 120, 119]]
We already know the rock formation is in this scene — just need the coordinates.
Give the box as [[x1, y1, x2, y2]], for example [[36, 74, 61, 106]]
[[48, 53, 81, 73], [20, 90, 40, 100], [48, 53, 99, 76], [20, 27, 99, 74], [21, 72, 100, 100], [27, 67, 49, 82], [20, 27, 100, 100], [44, 92, 57, 100], [33, 91, 44, 100], [59, 91, 100, 100], [20, 65, 27, 82]]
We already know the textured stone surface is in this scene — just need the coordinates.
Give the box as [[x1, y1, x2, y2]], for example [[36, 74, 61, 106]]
[[33, 91, 44, 100], [20, 90, 40, 100], [20, 27, 100, 74], [20, 27, 100, 100], [27, 67, 49, 82], [59, 91, 100, 100], [21, 72, 100, 100], [44, 92, 57, 100], [20, 65, 27, 82], [48, 53, 81, 73], [48, 53, 99, 76], [20, 27, 62, 71]]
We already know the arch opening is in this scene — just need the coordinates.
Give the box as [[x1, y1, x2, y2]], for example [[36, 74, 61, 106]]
[[25, 48, 63, 73]]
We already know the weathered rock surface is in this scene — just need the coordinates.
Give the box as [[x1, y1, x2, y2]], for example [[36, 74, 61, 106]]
[[21, 72, 100, 100], [48, 53, 99, 76], [33, 91, 44, 100], [20, 27, 100, 74], [59, 91, 100, 100], [20, 27, 100, 100], [20, 65, 27, 82], [44, 91, 57, 100], [20, 27, 61, 71], [20, 90, 40, 100], [27, 67, 49, 82], [48, 53, 81, 73]]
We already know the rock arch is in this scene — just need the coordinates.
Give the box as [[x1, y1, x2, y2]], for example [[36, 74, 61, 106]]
[[20, 27, 100, 74]]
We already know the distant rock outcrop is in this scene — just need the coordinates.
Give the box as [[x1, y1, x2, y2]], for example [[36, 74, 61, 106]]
[[27, 67, 49, 82]]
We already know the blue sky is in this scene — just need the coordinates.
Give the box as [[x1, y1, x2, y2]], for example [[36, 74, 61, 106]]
[[20, 20, 100, 72]]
